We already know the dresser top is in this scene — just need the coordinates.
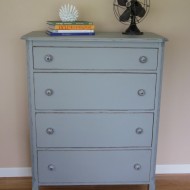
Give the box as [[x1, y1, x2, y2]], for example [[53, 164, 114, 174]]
[[21, 31, 167, 43]]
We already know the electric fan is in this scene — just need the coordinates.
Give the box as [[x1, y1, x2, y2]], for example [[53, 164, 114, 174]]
[[113, 0, 150, 35]]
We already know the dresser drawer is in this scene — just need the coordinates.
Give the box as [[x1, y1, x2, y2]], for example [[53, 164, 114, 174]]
[[36, 113, 153, 148], [38, 150, 151, 183], [33, 47, 158, 70], [34, 73, 156, 110]]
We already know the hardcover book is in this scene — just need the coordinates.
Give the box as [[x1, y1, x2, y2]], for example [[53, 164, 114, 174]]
[[47, 21, 93, 25], [48, 25, 95, 30], [47, 29, 94, 33], [46, 31, 95, 36]]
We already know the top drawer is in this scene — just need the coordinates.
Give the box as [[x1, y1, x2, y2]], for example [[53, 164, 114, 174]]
[[33, 47, 158, 70]]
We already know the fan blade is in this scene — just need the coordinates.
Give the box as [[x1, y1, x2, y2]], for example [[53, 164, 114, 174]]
[[137, 6, 146, 17], [119, 8, 131, 22], [117, 0, 128, 6], [133, 1, 146, 17]]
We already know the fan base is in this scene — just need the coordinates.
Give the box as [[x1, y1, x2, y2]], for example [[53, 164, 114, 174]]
[[122, 23, 143, 35], [122, 31, 143, 35]]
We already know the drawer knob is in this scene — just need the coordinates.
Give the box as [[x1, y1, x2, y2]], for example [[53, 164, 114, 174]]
[[136, 128, 143, 135], [45, 89, 54, 96], [139, 56, 148, 63], [138, 89, 146, 96], [44, 54, 53, 62], [134, 164, 141, 171], [48, 164, 55, 171], [46, 128, 54, 135]]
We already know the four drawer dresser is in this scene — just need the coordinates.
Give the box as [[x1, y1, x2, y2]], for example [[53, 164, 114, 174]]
[[22, 32, 167, 190]]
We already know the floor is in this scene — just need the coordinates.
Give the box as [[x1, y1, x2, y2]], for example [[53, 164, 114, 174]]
[[0, 175, 190, 190]]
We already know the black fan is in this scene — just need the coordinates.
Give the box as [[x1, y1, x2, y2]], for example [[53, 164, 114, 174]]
[[113, 0, 150, 35]]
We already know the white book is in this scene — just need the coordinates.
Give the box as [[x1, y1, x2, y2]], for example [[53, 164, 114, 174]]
[[48, 29, 94, 33]]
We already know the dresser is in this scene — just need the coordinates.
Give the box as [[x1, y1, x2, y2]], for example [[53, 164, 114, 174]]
[[22, 32, 167, 190]]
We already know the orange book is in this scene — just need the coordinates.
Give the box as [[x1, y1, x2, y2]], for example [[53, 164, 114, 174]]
[[49, 25, 95, 30]]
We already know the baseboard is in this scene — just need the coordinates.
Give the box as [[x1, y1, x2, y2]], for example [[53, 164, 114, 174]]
[[156, 164, 190, 174], [0, 165, 190, 177], [0, 167, 31, 177]]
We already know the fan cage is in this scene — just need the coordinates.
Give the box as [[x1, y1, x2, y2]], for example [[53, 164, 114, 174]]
[[113, 0, 150, 25]]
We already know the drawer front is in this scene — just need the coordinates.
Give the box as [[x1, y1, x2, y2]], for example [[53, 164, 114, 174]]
[[34, 73, 156, 110], [38, 150, 151, 183], [33, 47, 158, 70], [36, 113, 153, 148]]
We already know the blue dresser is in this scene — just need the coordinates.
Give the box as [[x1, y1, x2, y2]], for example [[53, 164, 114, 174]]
[[22, 32, 167, 190]]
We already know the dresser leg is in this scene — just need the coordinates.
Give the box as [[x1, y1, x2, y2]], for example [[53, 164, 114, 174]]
[[148, 181, 155, 190], [32, 182, 39, 190]]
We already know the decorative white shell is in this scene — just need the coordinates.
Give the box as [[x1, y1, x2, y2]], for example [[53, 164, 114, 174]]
[[59, 4, 79, 22]]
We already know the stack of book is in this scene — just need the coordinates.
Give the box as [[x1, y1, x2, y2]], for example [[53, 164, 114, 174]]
[[46, 21, 95, 36]]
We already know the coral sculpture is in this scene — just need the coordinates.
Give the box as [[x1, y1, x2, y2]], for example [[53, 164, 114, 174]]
[[59, 4, 79, 22]]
